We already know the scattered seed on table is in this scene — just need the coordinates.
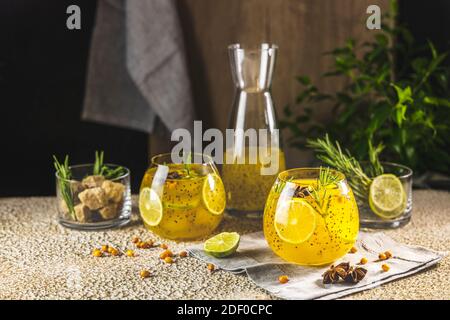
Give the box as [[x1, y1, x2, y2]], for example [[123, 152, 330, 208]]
[[379, 253, 387, 260], [92, 249, 102, 257], [164, 257, 173, 264], [140, 270, 151, 278], [136, 241, 145, 249], [179, 251, 188, 258], [160, 250, 173, 259], [141, 242, 152, 249], [132, 237, 140, 244], [382, 264, 390, 272], [278, 275, 289, 284]]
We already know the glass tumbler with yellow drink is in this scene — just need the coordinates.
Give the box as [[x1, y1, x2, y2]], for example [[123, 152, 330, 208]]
[[264, 168, 359, 265], [139, 153, 226, 240]]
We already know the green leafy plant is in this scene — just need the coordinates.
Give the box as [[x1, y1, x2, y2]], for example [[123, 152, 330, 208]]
[[281, 2, 450, 175]]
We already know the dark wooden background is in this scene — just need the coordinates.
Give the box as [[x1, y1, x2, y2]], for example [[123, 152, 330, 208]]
[[174, 0, 389, 169]]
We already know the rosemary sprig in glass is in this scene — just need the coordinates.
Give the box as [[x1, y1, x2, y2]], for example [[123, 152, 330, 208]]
[[53, 155, 75, 218], [309, 167, 341, 215], [273, 166, 340, 217], [307, 134, 374, 201], [183, 151, 192, 177]]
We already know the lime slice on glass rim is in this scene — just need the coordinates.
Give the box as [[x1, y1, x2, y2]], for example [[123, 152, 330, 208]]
[[202, 174, 226, 215], [204, 232, 240, 258], [139, 187, 163, 226], [274, 198, 317, 245], [369, 174, 406, 219]]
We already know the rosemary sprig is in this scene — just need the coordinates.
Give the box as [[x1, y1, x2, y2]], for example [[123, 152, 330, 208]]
[[93, 150, 126, 179], [93, 150, 105, 175], [274, 176, 294, 194], [183, 152, 192, 177], [306, 134, 373, 201], [53, 155, 75, 218], [309, 166, 341, 215]]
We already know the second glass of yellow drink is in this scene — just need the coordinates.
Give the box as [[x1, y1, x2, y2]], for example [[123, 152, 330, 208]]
[[264, 168, 359, 265]]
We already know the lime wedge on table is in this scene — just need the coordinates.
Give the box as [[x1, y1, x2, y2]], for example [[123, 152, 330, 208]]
[[369, 174, 406, 219], [139, 187, 163, 226], [274, 198, 317, 244], [202, 174, 226, 215], [204, 232, 240, 258]]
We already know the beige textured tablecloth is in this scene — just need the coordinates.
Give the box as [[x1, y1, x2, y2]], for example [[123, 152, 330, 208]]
[[0, 190, 448, 300]]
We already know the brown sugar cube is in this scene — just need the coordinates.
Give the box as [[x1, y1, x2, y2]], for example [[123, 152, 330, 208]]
[[99, 203, 120, 220], [82, 175, 105, 189], [74, 203, 92, 222], [78, 187, 108, 210], [101, 180, 125, 203]]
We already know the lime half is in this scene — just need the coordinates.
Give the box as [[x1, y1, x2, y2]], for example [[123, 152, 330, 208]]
[[204, 232, 240, 258], [139, 187, 163, 226], [369, 174, 406, 219], [274, 198, 317, 244]]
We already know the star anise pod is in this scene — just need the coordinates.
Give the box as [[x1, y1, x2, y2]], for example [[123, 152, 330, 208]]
[[293, 186, 311, 198], [344, 266, 367, 284], [334, 262, 350, 279], [322, 262, 351, 284], [167, 171, 181, 179], [322, 266, 339, 284]]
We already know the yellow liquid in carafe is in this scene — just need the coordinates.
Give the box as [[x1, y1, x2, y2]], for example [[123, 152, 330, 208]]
[[222, 147, 286, 212]]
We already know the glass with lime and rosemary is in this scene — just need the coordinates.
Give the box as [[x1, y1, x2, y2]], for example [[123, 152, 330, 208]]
[[263, 167, 359, 265], [307, 135, 413, 229], [139, 154, 226, 240]]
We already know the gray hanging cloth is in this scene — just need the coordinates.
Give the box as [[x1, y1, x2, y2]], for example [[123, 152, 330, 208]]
[[82, 0, 195, 134]]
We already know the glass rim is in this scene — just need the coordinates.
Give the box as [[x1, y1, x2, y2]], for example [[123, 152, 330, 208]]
[[151, 153, 215, 166], [55, 163, 130, 182], [228, 43, 278, 51], [360, 161, 413, 179], [277, 167, 346, 184]]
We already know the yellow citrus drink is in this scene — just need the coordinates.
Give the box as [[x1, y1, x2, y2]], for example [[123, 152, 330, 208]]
[[222, 147, 286, 213], [139, 156, 226, 240], [264, 168, 359, 265]]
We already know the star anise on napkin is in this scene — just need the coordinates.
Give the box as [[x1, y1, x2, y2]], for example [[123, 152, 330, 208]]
[[344, 266, 367, 284], [322, 262, 367, 285], [322, 262, 350, 284]]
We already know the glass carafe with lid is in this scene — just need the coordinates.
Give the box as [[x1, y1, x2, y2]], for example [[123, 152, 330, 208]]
[[222, 43, 286, 218]]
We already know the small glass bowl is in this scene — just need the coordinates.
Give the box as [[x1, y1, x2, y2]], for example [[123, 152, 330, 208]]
[[56, 164, 131, 230], [359, 162, 413, 229]]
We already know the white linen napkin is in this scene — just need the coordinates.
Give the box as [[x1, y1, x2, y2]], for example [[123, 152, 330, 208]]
[[187, 232, 446, 300]]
